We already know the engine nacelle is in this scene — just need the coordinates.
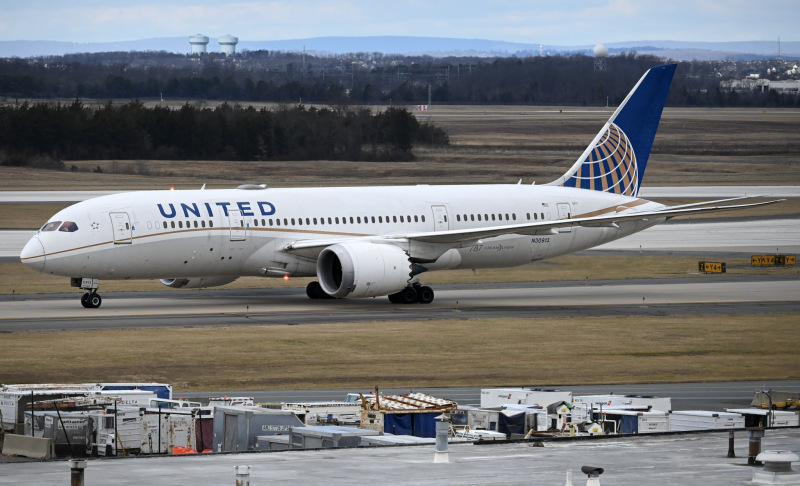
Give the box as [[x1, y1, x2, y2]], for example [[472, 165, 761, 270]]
[[317, 242, 413, 298], [160, 276, 238, 289]]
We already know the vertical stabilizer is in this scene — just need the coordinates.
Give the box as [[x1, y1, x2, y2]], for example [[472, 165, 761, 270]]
[[549, 63, 676, 196]]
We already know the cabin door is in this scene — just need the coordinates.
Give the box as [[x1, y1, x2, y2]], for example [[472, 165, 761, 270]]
[[431, 205, 449, 231], [229, 210, 246, 241], [109, 212, 132, 244], [557, 203, 572, 233]]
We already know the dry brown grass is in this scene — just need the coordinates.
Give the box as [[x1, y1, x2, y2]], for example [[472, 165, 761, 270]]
[[1, 314, 797, 391], [4, 254, 797, 295]]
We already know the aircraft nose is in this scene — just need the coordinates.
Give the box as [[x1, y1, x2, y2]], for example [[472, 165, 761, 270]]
[[20, 236, 46, 271]]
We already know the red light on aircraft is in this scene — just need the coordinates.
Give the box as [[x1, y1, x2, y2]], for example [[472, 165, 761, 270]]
[[283, 274, 290, 281]]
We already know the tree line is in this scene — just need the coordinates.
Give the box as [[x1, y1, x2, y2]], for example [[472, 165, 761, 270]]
[[1, 51, 797, 107], [0, 101, 448, 166]]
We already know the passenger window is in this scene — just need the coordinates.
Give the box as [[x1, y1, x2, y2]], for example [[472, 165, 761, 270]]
[[270, 219, 274, 225], [201, 221, 206, 228], [477, 214, 482, 221], [171, 221, 176, 229], [421, 215, 425, 222], [209, 221, 213, 228], [276, 219, 281, 226], [393, 216, 397, 223], [306, 218, 310, 225], [357, 217, 361, 224], [292, 218, 296, 225], [178, 221, 183, 228], [414, 216, 418, 223], [328, 218, 332, 224], [335, 217, 340, 224], [512, 214, 516, 220], [371, 216, 376, 223], [313, 218, 318, 225], [378, 216, 383, 223], [350, 217, 354, 224]]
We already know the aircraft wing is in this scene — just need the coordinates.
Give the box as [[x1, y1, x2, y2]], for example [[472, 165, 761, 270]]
[[283, 198, 783, 255]]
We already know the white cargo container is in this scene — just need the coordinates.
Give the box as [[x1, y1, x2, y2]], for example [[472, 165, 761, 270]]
[[724, 408, 800, 428], [89, 408, 143, 456], [140, 409, 197, 454], [572, 394, 672, 415], [480, 388, 572, 408], [669, 411, 744, 431], [604, 410, 670, 434], [281, 402, 360, 426]]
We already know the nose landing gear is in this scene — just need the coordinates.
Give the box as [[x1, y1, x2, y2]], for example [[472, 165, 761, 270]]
[[73, 277, 102, 308], [80, 291, 102, 308]]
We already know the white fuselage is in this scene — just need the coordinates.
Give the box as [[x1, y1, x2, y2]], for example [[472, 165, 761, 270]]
[[21, 183, 666, 282]]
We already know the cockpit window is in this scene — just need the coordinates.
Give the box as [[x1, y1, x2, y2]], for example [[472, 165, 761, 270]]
[[59, 221, 79, 232], [41, 221, 62, 232]]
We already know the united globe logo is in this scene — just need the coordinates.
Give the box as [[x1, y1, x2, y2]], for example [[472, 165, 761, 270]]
[[563, 123, 639, 196]]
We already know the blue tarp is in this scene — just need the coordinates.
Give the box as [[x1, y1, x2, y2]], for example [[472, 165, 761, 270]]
[[384, 413, 437, 438], [619, 415, 638, 434]]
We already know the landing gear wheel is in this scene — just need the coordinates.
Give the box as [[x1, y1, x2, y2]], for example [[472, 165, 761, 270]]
[[306, 281, 333, 299], [416, 286, 434, 304], [87, 293, 102, 308], [306, 281, 323, 299], [81, 292, 102, 308], [399, 286, 418, 304]]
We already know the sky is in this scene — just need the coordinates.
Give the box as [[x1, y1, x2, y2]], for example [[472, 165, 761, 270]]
[[0, 0, 796, 45]]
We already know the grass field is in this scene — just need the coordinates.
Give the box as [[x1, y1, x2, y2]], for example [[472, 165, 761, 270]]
[[1, 314, 797, 390], [1, 105, 798, 391]]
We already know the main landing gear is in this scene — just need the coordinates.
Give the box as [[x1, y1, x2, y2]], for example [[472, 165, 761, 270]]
[[80, 291, 102, 308], [388, 284, 434, 305], [305, 281, 435, 304], [306, 281, 334, 300]]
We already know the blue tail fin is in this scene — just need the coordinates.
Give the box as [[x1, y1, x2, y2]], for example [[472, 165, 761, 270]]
[[549, 63, 676, 197]]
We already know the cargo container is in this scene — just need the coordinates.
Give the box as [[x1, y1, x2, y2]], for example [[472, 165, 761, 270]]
[[724, 408, 800, 428], [480, 388, 572, 409], [668, 411, 744, 431], [572, 394, 672, 416], [212, 406, 304, 452], [602, 410, 670, 434], [281, 402, 360, 426]]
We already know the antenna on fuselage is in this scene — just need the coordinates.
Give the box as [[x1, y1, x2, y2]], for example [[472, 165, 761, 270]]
[[201, 184, 206, 190]]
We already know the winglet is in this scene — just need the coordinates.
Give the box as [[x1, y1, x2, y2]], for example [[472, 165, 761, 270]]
[[549, 64, 677, 197]]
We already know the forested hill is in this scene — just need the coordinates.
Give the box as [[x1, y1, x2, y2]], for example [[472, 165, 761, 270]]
[[1, 51, 797, 107]]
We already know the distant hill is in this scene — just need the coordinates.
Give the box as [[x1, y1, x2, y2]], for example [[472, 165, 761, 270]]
[[1, 36, 798, 61]]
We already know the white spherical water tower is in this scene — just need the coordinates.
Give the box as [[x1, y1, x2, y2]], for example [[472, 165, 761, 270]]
[[189, 34, 209, 54], [218, 35, 239, 56]]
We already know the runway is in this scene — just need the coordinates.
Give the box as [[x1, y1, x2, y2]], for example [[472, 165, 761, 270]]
[[2, 277, 798, 332]]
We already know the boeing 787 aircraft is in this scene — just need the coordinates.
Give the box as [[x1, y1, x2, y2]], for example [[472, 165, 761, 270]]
[[20, 64, 777, 308]]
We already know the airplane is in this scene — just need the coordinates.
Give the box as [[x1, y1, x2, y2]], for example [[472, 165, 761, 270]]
[[20, 63, 780, 308]]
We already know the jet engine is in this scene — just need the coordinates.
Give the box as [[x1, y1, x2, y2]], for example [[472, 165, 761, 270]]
[[160, 276, 239, 289], [316, 242, 413, 298]]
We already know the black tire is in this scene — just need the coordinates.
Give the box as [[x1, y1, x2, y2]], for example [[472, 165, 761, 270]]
[[80, 293, 91, 308], [417, 286, 434, 304], [399, 286, 417, 304], [88, 293, 102, 308], [306, 281, 323, 299], [388, 292, 403, 304]]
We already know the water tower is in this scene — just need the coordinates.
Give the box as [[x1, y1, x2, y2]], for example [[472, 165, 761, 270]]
[[189, 34, 209, 54], [218, 35, 239, 56], [593, 43, 608, 72]]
